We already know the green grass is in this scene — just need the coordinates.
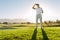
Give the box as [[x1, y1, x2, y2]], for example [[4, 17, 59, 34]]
[[0, 23, 60, 28], [0, 24, 36, 28], [0, 27, 60, 40]]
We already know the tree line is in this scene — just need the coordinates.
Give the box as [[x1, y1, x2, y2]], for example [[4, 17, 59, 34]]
[[0, 20, 60, 24]]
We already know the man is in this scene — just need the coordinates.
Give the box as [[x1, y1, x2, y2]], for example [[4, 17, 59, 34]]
[[32, 4, 43, 28]]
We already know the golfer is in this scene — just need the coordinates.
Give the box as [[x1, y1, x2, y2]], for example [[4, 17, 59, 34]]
[[32, 4, 43, 28]]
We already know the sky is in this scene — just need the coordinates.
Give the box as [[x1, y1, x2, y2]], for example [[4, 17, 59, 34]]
[[0, 0, 60, 22]]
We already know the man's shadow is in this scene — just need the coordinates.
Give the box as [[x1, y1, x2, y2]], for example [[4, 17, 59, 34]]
[[31, 28, 37, 40], [41, 28, 49, 40]]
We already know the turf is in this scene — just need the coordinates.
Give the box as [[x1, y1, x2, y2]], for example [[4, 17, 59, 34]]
[[0, 27, 60, 40]]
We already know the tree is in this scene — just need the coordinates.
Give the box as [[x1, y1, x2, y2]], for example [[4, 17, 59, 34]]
[[56, 20, 60, 24], [0, 22, 1, 24], [26, 22, 31, 24], [44, 21, 48, 24], [48, 21, 52, 24], [3, 22, 8, 24]]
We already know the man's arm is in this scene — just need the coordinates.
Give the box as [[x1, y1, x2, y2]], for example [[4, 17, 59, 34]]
[[41, 8, 43, 13], [32, 5, 36, 9], [42, 10, 43, 13]]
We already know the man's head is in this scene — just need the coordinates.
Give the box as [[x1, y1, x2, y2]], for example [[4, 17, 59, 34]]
[[35, 4, 40, 8]]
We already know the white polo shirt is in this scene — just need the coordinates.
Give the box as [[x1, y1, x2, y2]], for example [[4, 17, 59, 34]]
[[35, 7, 43, 15]]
